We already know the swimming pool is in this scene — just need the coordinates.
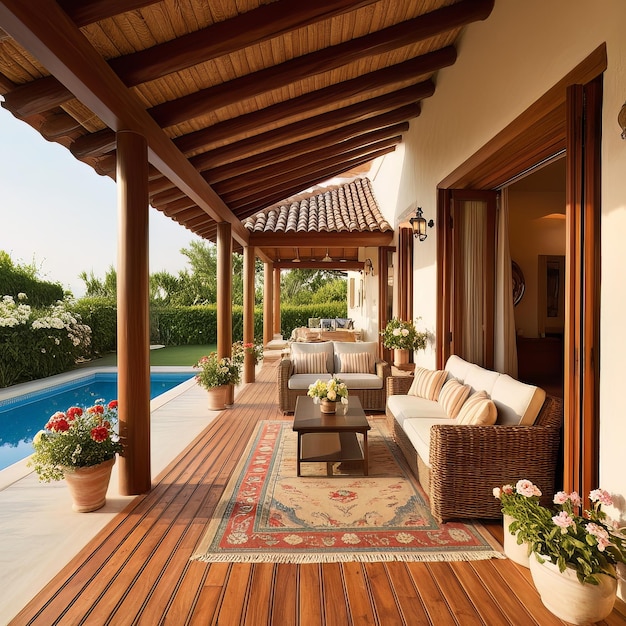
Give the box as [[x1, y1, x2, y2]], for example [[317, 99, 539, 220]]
[[0, 370, 195, 471]]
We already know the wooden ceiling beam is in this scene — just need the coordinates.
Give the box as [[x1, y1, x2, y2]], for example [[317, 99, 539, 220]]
[[214, 136, 401, 197], [158, 198, 198, 216], [109, 0, 382, 87], [190, 104, 419, 172], [151, 0, 489, 127], [176, 55, 444, 153], [58, 0, 159, 27], [204, 122, 409, 185], [150, 124, 407, 202], [249, 231, 394, 248], [94, 104, 415, 179], [230, 146, 395, 216], [0, 0, 248, 245], [70, 76, 432, 160], [5, 0, 485, 119], [176, 69, 437, 155]]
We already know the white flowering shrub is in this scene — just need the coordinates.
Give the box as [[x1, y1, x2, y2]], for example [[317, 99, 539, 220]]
[[0, 294, 92, 387]]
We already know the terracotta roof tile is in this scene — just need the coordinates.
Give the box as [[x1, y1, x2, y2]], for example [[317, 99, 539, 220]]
[[243, 178, 391, 234]]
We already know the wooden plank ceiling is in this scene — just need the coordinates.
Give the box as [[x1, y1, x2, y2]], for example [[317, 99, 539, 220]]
[[0, 0, 494, 261]]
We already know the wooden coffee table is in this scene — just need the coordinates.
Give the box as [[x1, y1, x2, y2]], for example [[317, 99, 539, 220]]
[[292, 395, 371, 477]]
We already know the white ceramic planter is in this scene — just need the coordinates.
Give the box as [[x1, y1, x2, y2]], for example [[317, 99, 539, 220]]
[[529, 553, 617, 625], [502, 514, 530, 568]]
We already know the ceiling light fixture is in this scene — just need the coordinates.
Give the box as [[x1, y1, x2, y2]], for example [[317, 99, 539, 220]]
[[322, 248, 332, 262], [293, 248, 301, 262], [362, 258, 374, 276]]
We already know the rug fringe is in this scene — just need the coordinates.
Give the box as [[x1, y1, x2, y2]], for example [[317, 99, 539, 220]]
[[190, 550, 505, 564]]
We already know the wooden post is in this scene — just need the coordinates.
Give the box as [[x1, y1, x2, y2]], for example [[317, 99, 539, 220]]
[[243, 246, 256, 383], [263, 262, 274, 346], [116, 130, 151, 495], [216, 222, 232, 359], [273, 266, 281, 338]]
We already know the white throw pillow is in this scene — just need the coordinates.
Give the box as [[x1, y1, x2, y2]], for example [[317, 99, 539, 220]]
[[339, 351, 373, 374], [292, 352, 327, 374]]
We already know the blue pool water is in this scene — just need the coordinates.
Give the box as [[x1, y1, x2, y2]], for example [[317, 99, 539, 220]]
[[0, 371, 194, 471]]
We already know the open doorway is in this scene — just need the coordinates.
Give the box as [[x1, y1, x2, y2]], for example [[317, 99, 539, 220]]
[[506, 158, 566, 397]]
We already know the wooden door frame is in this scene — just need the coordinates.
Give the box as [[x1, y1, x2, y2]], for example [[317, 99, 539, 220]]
[[435, 45, 606, 493]]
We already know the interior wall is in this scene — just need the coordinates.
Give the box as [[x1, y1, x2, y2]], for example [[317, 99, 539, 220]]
[[370, 0, 626, 586], [508, 192, 566, 338]]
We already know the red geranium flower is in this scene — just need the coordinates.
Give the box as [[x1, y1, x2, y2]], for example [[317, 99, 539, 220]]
[[90, 426, 109, 443], [47, 417, 70, 432], [66, 406, 83, 420], [108, 400, 118, 410], [88, 404, 105, 414]]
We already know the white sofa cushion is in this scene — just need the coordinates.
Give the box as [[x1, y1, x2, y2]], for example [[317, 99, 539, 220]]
[[387, 395, 447, 428], [438, 378, 472, 418], [333, 341, 378, 373], [444, 354, 473, 382], [335, 373, 383, 389], [490, 374, 546, 426], [456, 390, 497, 425], [463, 363, 501, 395], [290, 341, 334, 374], [402, 417, 452, 468], [288, 373, 332, 390]]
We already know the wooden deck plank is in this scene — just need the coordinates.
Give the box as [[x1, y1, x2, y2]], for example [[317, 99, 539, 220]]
[[8, 359, 626, 625]]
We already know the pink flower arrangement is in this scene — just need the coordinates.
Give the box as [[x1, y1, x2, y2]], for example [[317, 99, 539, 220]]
[[495, 479, 626, 584]]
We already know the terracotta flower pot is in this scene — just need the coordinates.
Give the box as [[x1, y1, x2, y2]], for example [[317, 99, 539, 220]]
[[206, 384, 229, 410], [63, 457, 115, 513], [529, 553, 617, 624]]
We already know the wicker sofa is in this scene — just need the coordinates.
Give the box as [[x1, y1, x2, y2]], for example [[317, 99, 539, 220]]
[[386, 355, 563, 523], [278, 341, 390, 413]]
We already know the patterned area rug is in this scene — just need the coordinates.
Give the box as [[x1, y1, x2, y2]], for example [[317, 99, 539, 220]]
[[191, 420, 504, 563]]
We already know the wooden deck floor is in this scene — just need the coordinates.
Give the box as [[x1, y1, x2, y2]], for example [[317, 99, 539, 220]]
[[10, 357, 626, 625]]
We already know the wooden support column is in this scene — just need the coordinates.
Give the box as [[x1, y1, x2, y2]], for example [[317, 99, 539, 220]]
[[263, 262, 274, 346], [116, 130, 151, 495], [243, 245, 256, 383], [273, 266, 281, 338], [216, 222, 232, 358]]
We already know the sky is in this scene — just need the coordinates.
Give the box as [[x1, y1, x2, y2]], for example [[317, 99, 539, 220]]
[[0, 107, 201, 297]]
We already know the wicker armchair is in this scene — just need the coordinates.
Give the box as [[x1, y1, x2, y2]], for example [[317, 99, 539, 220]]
[[386, 375, 563, 522]]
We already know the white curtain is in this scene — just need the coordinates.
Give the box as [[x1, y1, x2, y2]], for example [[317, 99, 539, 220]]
[[494, 188, 518, 376], [461, 201, 486, 365]]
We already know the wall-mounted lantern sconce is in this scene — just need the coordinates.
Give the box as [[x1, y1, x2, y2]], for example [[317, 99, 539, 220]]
[[619, 101, 626, 140], [409, 207, 435, 241], [362, 258, 374, 276]]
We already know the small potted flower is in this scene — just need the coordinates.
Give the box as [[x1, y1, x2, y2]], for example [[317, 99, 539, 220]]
[[232, 341, 264, 366], [29, 401, 123, 512], [380, 318, 428, 368], [307, 377, 349, 413], [194, 352, 241, 410], [495, 479, 626, 624]]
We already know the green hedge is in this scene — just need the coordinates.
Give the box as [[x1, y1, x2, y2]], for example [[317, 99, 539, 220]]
[[0, 265, 64, 307]]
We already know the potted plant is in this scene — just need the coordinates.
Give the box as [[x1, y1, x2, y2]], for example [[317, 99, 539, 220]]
[[495, 479, 626, 624], [194, 352, 241, 410], [380, 318, 427, 368], [232, 341, 264, 366], [307, 377, 349, 413], [29, 401, 123, 512]]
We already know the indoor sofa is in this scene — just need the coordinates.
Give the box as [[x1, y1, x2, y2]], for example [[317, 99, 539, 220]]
[[386, 355, 563, 522], [278, 341, 390, 413]]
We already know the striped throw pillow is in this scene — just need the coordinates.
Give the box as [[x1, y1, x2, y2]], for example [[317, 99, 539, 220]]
[[407, 367, 447, 400], [438, 378, 471, 418], [292, 351, 327, 374], [456, 390, 498, 425], [339, 351, 373, 374]]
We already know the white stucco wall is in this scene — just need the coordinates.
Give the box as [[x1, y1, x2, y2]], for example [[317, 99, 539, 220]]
[[371, 0, 626, 581]]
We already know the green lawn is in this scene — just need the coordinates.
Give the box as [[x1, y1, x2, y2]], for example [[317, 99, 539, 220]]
[[83, 345, 217, 367]]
